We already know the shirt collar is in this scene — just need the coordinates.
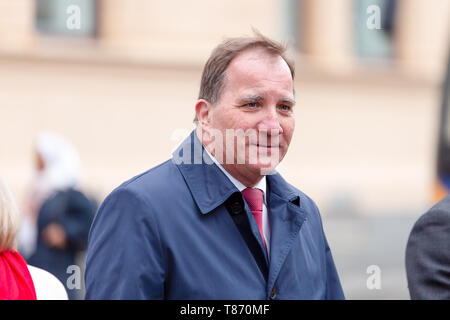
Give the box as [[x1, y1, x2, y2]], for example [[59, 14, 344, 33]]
[[204, 148, 267, 203], [174, 131, 300, 214]]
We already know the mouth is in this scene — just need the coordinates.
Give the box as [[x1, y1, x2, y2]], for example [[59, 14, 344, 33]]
[[246, 143, 282, 167], [251, 144, 278, 148]]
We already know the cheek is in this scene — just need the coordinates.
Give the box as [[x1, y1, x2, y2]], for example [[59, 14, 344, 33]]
[[282, 119, 295, 145], [212, 109, 251, 131], [211, 107, 232, 129]]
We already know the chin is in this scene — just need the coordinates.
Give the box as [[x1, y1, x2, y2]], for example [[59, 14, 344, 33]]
[[246, 160, 280, 176]]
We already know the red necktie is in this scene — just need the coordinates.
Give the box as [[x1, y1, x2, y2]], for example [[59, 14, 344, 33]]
[[241, 188, 267, 252]]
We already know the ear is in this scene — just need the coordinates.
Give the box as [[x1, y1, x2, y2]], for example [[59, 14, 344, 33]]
[[195, 99, 212, 128]]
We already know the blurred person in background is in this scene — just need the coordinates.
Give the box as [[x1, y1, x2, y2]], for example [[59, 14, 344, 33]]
[[22, 132, 95, 300], [18, 132, 82, 258], [0, 177, 67, 300], [405, 195, 450, 299]]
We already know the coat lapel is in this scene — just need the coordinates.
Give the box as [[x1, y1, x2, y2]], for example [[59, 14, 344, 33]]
[[173, 131, 238, 214], [266, 173, 309, 293], [174, 131, 310, 291], [174, 131, 271, 280]]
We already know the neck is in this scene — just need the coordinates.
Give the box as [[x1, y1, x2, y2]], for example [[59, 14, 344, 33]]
[[196, 127, 264, 187], [220, 163, 263, 187]]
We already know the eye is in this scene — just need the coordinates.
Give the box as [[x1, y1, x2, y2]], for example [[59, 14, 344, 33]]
[[242, 102, 261, 110], [278, 104, 292, 112]]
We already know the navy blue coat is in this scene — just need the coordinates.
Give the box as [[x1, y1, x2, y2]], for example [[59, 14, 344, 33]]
[[85, 131, 344, 300]]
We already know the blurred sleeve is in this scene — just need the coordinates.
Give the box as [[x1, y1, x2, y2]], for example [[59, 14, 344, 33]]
[[405, 209, 450, 299], [323, 235, 345, 300], [309, 197, 345, 300], [84, 187, 166, 299]]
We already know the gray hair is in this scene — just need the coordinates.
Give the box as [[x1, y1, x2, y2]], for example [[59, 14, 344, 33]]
[[195, 30, 294, 122]]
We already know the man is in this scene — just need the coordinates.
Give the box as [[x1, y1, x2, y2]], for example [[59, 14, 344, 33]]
[[85, 33, 345, 299], [405, 195, 450, 299]]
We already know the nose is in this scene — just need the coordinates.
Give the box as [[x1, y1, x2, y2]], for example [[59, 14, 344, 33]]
[[257, 106, 283, 134]]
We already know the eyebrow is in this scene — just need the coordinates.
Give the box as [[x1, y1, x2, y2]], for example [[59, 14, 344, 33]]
[[238, 95, 264, 104], [237, 95, 296, 106], [280, 97, 296, 106]]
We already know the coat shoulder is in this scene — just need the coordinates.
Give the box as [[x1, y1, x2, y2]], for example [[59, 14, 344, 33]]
[[410, 196, 450, 236], [113, 159, 182, 199], [277, 176, 321, 216], [97, 159, 188, 221], [423, 196, 450, 221]]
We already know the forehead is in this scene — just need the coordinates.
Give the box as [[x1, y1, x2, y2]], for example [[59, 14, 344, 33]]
[[223, 47, 293, 96]]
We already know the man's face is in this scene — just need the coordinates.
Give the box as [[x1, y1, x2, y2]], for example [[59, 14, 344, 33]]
[[205, 47, 295, 183]]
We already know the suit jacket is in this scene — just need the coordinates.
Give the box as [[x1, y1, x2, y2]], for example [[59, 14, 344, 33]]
[[85, 131, 345, 299], [405, 195, 450, 299]]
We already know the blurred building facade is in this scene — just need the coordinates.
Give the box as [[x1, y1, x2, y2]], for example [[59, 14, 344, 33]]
[[0, 0, 449, 217]]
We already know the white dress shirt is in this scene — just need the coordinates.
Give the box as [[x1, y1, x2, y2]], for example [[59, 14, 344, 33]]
[[204, 149, 271, 255]]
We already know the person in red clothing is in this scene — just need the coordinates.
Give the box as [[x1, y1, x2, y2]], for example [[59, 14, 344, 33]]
[[0, 251, 36, 300], [0, 178, 36, 299], [0, 178, 67, 300]]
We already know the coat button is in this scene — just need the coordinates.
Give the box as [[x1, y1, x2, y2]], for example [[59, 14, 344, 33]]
[[269, 287, 277, 300], [230, 201, 242, 215]]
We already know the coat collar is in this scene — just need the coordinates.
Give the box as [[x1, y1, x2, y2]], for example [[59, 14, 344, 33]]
[[173, 130, 307, 214], [174, 131, 310, 292], [173, 131, 237, 214]]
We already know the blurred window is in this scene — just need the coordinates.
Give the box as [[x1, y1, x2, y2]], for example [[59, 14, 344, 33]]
[[354, 0, 395, 59], [280, 0, 300, 49], [35, 0, 97, 37]]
